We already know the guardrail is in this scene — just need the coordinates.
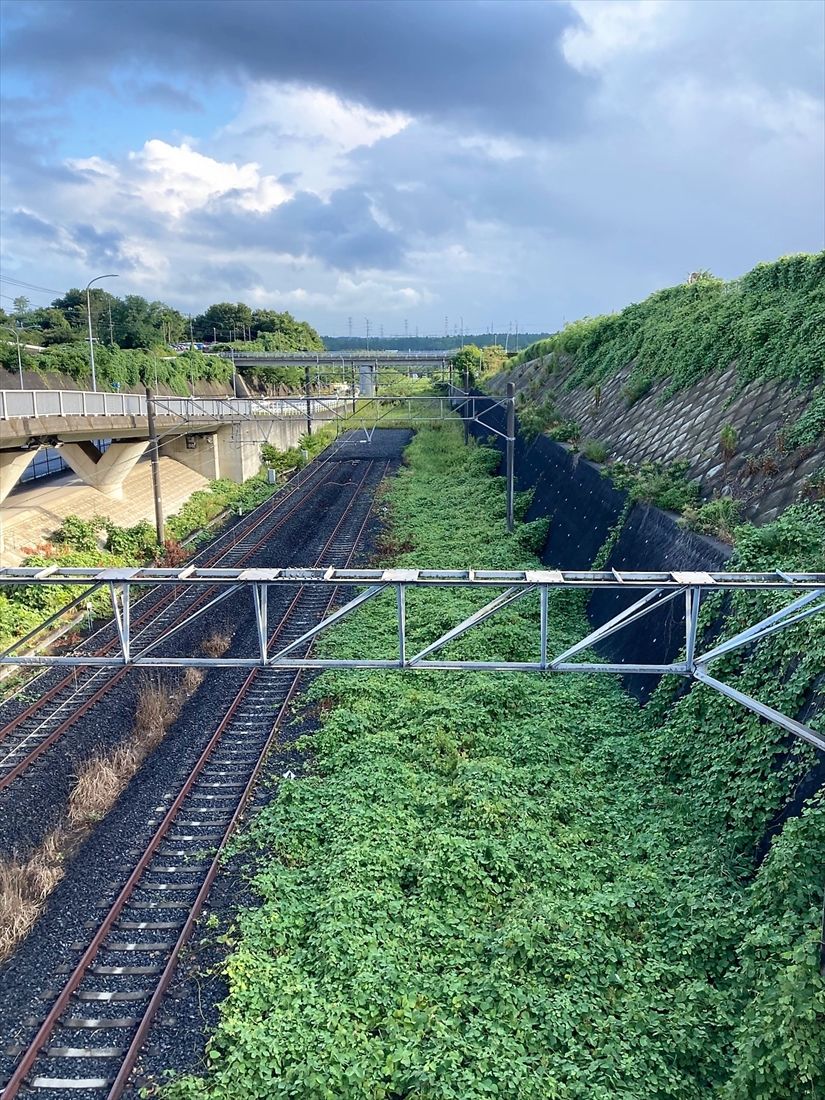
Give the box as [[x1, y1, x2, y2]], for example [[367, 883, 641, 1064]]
[[215, 351, 450, 361], [0, 390, 351, 421]]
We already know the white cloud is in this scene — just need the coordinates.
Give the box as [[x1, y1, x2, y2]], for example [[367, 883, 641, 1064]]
[[68, 140, 292, 219], [128, 139, 291, 216], [225, 84, 410, 152], [216, 84, 410, 195], [563, 0, 668, 72]]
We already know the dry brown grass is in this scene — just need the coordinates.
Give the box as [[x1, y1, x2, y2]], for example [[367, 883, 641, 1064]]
[[182, 667, 206, 693], [1, 668, 206, 957], [202, 631, 232, 658], [0, 828, 67, 960]]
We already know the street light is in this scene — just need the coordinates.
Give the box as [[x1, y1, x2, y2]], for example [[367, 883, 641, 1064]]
[[85, 273, 118, 391], [4, 326, 24, 389]]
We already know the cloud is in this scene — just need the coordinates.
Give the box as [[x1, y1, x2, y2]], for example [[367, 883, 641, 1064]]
[[1, 0, 591, 139], [193, 186, 405, 272], [67, 140, 292, 218], [0, 0, 822, 335], [130, 80, 204, 113]]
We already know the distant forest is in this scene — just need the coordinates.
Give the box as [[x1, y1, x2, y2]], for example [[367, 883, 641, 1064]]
[[321, 333, 551, 353]]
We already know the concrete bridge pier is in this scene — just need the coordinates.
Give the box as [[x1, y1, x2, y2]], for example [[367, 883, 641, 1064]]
[[58, 440, 150, 499], [1, 449, 38, 505]]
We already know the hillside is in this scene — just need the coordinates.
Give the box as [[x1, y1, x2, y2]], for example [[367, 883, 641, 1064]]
[[490, 254, 824, 527]]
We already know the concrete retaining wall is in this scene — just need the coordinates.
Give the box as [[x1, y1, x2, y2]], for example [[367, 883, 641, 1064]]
[[489, 359, 823, 523], [467, 401, 729, 698]]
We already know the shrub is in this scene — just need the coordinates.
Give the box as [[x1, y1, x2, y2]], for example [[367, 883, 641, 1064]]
[[608, 459, 700, 512], [680, 497, 743, 541], [581, 439, 608, 463], [720, 423, 738, 459], [622, 375, 653, 405], [547, 418, 581, 445]]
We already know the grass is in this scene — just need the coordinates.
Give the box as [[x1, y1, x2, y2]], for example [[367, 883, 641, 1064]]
[[0, 669, 204, 958]]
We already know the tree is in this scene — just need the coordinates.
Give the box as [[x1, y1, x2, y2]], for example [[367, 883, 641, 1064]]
[[13, 295, 30, 316], [193, 302, 254, 342], [450, 344, 483, 387], [28, 307, 74, 345], [251, 309, 324, 351]]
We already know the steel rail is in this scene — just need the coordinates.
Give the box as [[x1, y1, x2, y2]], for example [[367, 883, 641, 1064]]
[[0, 452, 353, 789], [1, 457, 390, 1097], [0, 453, 338, 740], [108, 458, 389, 1098]]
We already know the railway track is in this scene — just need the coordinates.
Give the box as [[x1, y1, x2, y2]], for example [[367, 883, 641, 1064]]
[[1, 455, 391, 1097], [0, 447, 352, 792]]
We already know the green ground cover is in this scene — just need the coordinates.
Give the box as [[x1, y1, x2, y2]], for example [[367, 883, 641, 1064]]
[[0, 471, 282, 653], [168, 426, 824, 1099], [0, 342, 234, 395], [509, 253, 824, 396]]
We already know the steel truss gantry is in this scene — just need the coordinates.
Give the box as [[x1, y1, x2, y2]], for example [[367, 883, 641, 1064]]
[[2, 567, 823, 750]]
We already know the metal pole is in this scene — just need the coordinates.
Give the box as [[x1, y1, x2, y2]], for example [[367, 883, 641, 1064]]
[[463, 366, 470, 444], [84, 273, 118, 392], [304, 363, 313, 435], [5, 327, 23, 388], [506, 381, 515, 532], [145, 387, 165, 546], [350, 361, 356, 415]]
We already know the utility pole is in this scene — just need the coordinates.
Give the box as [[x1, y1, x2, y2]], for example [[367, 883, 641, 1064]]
[[506, 382, 515, 533], [4, 326, 24, 388], [145, 387, 165, 546], [348, 316, 353, 341], [189, 315, 195, 351], [463, 365, 470, 445], [108, 303, 114, 345], [350, 360, 356, 415], [304, 363, 313, 436], [213, 326, 217, 344], [365, 317, 370, 351]]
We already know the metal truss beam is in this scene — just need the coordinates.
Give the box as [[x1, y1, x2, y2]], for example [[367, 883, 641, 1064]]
[[1, 567, 822, 750]]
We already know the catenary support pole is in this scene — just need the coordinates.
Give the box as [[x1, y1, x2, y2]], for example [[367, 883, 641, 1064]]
[[506, 381, 515, 532], [304, 363, 313, 436], [350, 361, 356, 415], [145, 386, 165, 546], [463, 367, 470, 444]]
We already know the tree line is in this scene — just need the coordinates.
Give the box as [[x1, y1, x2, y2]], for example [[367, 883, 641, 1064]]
[[2, 291, 324, 353]]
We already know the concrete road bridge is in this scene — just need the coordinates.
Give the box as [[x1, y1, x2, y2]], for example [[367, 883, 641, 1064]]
[[0, 389, 347, 504], [214, 350, 450, 367]]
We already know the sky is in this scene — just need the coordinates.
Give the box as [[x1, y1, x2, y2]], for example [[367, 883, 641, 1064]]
[[0, 0, 823, 337]]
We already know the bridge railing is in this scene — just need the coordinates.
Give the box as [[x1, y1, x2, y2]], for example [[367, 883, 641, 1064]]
[[0, 390, 351, 422]]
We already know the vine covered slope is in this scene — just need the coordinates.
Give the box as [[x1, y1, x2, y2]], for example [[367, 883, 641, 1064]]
[[508, 253, 825, 396], [169, 427, 824, 1099]]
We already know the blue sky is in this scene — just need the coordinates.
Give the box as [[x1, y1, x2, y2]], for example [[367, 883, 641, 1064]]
[[1, 0, 823, 336]]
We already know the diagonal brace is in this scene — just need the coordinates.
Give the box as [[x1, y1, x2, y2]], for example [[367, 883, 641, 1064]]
[[269, 584, 387, 664], [408, 585, 536, 665], [695, 589, 825, 666], [0, 582, 104, 660], [550, 588, 681, 668], [130, 583, 243, 660], [693, 668, 825, 753]]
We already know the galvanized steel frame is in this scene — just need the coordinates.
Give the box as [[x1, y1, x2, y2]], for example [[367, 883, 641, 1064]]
[[2, 567, 823, 750]]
